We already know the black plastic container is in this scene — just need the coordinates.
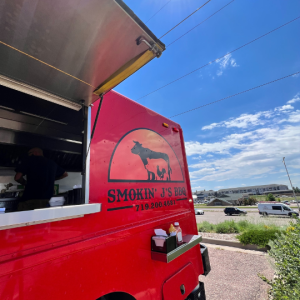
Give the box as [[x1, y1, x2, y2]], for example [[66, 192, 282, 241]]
[[67, 190, 74, 205], [0, 198, 19, 213], [73, 187, 83, 204], [151, 235, 177, 253], [65, 188, 83, 205]]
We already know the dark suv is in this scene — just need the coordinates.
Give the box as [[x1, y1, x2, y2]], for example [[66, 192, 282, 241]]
[[224, 207, 247, 216]]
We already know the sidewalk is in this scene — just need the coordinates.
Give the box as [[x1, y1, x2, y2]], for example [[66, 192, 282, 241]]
[[205, 243, 266, 256]]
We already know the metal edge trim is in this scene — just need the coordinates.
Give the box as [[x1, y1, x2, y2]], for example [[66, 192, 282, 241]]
[[85, 107, 91, 203], [0, 203, 101, 230], [114, 0, 166, 51], [167, 235, 202, 263], [0, 74, 82, 111]]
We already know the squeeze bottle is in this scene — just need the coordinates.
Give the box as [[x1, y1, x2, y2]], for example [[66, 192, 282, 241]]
[[169, 224, 176, 236], [174, 222, 183, 245]]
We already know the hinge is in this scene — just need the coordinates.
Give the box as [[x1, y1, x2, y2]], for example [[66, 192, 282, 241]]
[[137, 36, 162, 58]]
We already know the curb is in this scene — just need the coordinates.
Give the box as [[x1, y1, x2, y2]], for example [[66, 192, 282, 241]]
[[201, 237, 268, 252]]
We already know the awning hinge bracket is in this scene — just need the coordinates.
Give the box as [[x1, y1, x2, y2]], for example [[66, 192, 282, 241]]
[[137, 37, 162, 58]]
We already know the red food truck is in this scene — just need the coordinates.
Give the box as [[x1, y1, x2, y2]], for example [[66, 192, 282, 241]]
[[0, 1, 210, 299]]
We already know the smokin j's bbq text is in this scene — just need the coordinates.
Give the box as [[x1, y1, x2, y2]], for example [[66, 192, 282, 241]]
[[107, 187, 187, 211]]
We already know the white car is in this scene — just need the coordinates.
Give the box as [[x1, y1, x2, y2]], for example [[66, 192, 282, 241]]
[[258, 203, 299, 217], [195, 209, 204, 215]]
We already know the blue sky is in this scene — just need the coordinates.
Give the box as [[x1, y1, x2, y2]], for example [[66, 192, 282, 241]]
[[116, 0, 300, 191]]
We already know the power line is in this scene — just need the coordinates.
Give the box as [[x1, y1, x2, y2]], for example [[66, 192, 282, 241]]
[[145, 0, 173, 24], [159, 0, 212, 39], [137, 16, 300, 101], [167, 0, 235, 47], [170, 71, 299, 118]]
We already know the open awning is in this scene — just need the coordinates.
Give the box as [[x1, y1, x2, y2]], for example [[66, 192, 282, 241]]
[[0, 0, 165, 110]]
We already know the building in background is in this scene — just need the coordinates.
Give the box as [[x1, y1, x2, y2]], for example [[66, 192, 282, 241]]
[[218, 184, 289, 195]]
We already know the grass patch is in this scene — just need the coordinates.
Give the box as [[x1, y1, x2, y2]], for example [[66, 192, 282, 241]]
[[197, 221, 215, 232], [198, 219, 286, 246], [215, 220, 239, 233]]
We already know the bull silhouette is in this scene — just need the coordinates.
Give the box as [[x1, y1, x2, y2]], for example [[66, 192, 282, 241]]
[[131, 141, 172, 181]]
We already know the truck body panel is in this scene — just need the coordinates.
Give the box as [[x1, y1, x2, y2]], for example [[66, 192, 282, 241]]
[[0, 91, 204, 299]]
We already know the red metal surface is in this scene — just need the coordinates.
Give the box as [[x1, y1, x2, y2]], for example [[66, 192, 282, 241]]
[[163, 263, 199, 300], [0, 91, 204, 300]]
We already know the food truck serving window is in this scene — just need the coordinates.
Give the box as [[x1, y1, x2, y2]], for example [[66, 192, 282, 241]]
[[0, 86, 99, 229]]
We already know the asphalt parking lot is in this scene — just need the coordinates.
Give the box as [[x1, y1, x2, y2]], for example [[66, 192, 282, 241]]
[[195, 209, 296, 226]]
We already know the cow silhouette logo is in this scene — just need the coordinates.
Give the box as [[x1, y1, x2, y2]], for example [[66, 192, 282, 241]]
[[131, 141, 172, 181], [108, 128, 184, 183]]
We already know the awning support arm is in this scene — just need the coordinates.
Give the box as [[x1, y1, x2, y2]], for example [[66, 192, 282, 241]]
[[85, 94, 104, 164], [137, 37, 162, 58]]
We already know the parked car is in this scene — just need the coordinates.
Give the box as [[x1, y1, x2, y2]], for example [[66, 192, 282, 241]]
[[258, 203, 299, 217], [195, 209, 204, 215], [224, 207, 247, 216], [283, 200, 290, 205]]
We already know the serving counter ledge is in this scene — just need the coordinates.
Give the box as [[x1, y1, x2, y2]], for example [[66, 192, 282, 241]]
[[0, 203, 101, 230], [151, 234, 202, 263]]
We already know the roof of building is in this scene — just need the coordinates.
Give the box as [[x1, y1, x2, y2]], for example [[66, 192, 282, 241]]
[[218, 184, 288, 191], [210, 193, 248, 202], [208, 198, 233, 205]]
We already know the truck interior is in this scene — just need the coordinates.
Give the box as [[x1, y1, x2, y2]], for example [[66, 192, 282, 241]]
[[0, 0, 165, 228], [0, 85, 88, 207]]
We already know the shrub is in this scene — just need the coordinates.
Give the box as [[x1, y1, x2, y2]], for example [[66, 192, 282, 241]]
[[237, 228, 282, 248], [197, 221, 215, 232], [241, 196, 258, 206], [266, 193, 276, 201], [235, 220, 252, 231], [215, 220, 239, 233], [266, 219, 300, 299]]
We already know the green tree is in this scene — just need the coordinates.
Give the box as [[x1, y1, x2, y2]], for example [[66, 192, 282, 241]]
[[293, 186, 300, 193], [248, 196, 258, 205], [266, 193, 276, 201]]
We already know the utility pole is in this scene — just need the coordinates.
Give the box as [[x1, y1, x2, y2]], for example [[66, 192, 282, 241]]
[[282, 157, 300, 212]]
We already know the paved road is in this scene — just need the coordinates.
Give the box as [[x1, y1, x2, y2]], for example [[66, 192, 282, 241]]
[[199, 247, 274, 300], [195, 210, 294, 226]]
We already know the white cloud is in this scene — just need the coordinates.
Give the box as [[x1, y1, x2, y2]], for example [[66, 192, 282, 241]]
[[189, 94, 300, 189], [185, 131, 253, 156], [202, 111, 271, 130], [202, 101, 298, 131], [192, 186, 204, 191], [215, 186, 224, 190], [288, 110, 300, 123], [216, 54, 238, 76], [278, 110, 300, 124], [202, 123, 218, 130], [275, 104, 294, 111], [187, 125, 300, 182], [287, 93, 300, 104], [192, 155, 202, 160]]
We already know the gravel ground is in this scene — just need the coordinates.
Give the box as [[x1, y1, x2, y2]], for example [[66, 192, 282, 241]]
[[199, 232, 239, 241], [199, 248, 274, 300]]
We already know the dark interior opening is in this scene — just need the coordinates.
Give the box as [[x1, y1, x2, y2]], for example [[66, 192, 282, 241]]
[[0, 85, 87, 211], [0, 85, 84, 172]]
